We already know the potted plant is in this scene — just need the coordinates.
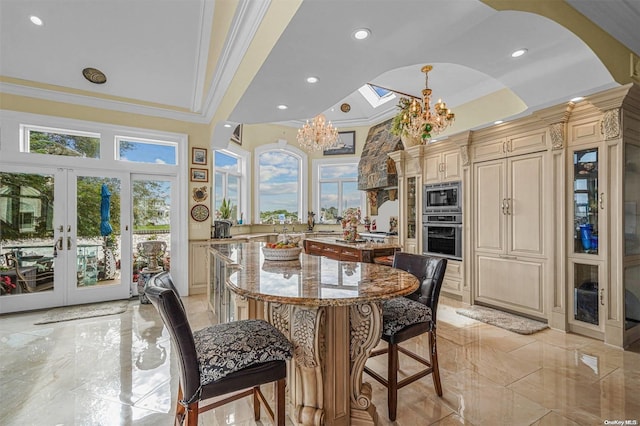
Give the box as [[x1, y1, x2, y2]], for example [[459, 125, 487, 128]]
[[219, 198, 232, 220]]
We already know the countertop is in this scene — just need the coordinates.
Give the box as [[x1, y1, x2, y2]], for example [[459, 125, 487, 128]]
[[303, 236, 401, 250], [209, 241, 417, 307]]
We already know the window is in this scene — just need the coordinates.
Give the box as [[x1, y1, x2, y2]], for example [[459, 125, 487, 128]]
[[116, 137, 177, 165], [24, 126, 100, 158], [314, 160, 363, 224], [214, 150, 242, 220], [255, 142, 307, 224]]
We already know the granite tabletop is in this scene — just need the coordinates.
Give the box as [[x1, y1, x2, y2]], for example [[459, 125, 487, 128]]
[[303, 236, 400, 250], [211, 242, 418, 307]]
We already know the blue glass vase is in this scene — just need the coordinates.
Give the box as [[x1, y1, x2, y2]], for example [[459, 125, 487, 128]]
[[580, 224, 593, 250]]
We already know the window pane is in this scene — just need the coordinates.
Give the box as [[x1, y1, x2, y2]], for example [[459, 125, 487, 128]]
[[342, 181, 360, 210], [320, 164, 357, 179], [214, 172, 224, 212], [228, 175, 239, 219], [215, 151, 239, 171], [320, 182, 338, 223], [29, 130, 100, 158], [118, 139, 177, 165], [259, 151, 299, 223]]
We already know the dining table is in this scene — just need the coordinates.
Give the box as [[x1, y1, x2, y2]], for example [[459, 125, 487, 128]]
[[213, 241, 419, 426]]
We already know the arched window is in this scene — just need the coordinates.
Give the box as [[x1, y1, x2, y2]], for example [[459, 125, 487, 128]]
[[254, 141, 307, 224]]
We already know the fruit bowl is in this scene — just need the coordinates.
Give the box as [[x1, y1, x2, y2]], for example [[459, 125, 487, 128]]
[[262, 246, 302, 261]]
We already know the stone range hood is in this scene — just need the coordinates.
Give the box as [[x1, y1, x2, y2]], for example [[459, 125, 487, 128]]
[[357, 118, 403, 190], [357, 118, 404, 215]]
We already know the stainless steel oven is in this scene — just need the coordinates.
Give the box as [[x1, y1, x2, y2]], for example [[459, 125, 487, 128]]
[[423, 181, 461, 214], [423, 213, 462, 260]]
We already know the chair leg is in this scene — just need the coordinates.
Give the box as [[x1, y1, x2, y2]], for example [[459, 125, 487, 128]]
[[276, 377, 286, 426], [388, 342, 399, 421], [253, 386, 261, 420], [175, 386, 187, 425], [184, 402, 199, 426], [429, 330, 443, 396]]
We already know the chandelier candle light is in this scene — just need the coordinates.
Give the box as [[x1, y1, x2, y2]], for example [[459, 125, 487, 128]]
[[297, 114, 340, 152], [402, 65, 455, 141]]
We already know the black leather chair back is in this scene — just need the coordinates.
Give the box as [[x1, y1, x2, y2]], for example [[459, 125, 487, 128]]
[[145, 283, 201, 405], [393, 252, 447, 323], [150, 271, 185, 312]]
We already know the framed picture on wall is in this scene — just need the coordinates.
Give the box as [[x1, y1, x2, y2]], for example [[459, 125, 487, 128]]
[[192, 148, 207, 165], [190, 168, 208, 182], [324, 131, 355, 155], [231, 124, 243, 145]]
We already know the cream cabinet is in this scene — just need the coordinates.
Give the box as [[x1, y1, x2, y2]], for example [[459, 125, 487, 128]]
[[189, 240, 210, 295], [424, 149, 461, 184], [473, 150, 547, 319], [471, 129, 547, 163]]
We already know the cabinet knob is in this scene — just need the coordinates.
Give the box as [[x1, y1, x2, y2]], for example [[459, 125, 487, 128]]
[[599, 192, 604, 210]]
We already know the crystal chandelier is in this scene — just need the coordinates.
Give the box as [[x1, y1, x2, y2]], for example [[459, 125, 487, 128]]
[[297, 114, 339, 152], [401, 65, 455, 141]]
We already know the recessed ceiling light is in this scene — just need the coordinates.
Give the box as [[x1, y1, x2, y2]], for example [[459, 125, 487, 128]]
[[223, 124, 232, 128], [494, 120, 504, 125], [306, 76, 319, 84], [353, 28, 370, 40], [277, 104, 288, 110], [511, 48, 528, 58], [570, 96, 584, 103], [30, 15, 43, 26]]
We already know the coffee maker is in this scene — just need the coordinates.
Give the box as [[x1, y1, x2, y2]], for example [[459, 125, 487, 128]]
[[213, 220, 232, 238]]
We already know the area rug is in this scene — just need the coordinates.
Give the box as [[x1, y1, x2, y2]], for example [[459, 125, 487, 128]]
[[34, 300, 130, 325], [455, 305, 548, 335]]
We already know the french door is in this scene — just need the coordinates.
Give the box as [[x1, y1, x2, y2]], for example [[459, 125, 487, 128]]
[[0, 166, 130, 313]]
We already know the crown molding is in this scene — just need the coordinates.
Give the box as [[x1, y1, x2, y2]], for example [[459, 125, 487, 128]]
[[0, 82, 210, 123]]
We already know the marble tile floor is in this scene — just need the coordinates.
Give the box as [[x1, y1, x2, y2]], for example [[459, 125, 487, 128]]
[[1, 295, 640, 426]]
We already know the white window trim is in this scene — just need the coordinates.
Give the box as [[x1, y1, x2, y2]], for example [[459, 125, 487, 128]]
[[254, 139, 308, 224], [213, 145, 250, 222], [312, 157, 364, 223]]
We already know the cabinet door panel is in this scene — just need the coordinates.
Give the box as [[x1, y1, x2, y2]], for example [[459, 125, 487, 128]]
[[474, 161, 505, 252], [510, 154, 544, 255], [476, 256, 543, 315], [443, 150, 461, 181], [424, 154, 441, 184], [472, 138, 506, 162], [508, 130, 547, 156]]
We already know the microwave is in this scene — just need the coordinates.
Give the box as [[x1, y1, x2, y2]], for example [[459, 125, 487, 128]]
[[423, 181, 462, 214]]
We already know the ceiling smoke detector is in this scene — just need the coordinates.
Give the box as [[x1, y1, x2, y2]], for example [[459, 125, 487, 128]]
[[82, 67, 107, 84]]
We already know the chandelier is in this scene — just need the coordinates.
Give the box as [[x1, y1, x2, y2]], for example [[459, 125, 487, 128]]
[[297, 114, 339, 152], [401, 65, 455, 141]]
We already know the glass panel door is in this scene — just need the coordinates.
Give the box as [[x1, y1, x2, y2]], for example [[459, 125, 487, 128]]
[[66, 171, 130, 306], [132, 175, 174, 300], [573, 148, 599, 254]]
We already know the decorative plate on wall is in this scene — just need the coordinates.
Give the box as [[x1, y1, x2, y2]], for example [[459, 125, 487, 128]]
[[190, 204, 210, 222], [192, 186, 208, 202]]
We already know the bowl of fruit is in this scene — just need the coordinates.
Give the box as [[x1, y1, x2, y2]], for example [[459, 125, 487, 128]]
[[262, 242, 302, 261]]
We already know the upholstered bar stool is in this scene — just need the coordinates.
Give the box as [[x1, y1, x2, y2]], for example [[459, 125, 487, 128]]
[[145, 273, 293, 426], [364, 252, 447, 421]]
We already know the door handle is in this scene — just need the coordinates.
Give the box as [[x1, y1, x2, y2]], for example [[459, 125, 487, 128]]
[[506, 198, 511, 215], [599, 193, 604, 210], [600, 288, 604, 306], [501, 199, 506, 215], [67, 237, 71, 250]]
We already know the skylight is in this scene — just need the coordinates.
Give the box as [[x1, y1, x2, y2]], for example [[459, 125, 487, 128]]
[[358, 84, 396, 108]]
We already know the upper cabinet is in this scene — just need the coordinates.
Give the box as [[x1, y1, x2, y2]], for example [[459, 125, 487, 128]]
[[471, 129, 548, 162], [424, 149, 461, 183]]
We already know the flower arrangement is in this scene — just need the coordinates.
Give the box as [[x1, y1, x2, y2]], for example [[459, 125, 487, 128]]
[[390, 97, 412, 137], [1, 276, 16, 295], [341, 207, 362, 241]]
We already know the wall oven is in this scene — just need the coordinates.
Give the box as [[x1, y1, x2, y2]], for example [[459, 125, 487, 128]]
[[423, 181, 462, 214], [423, 213, 462, 260]]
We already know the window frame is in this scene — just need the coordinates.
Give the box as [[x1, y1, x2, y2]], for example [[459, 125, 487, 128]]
[[312, 157, 364, 224], [213, 146, 249, 222], [115, 135, 179, 165], [254, 140, 308, 224]]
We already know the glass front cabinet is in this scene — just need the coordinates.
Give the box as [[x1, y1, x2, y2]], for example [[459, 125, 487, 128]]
[[567, 85, 640, 348]]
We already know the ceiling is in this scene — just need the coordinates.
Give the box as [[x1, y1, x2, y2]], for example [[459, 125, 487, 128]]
[[1, 0, 639, 144]]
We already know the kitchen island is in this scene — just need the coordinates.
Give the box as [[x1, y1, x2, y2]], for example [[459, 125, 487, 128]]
[[303, 237, 399, 263], [210, 242, 419, 425]]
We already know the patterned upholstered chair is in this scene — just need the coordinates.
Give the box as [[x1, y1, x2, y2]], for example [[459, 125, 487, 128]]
[[145, 273, 293, 426], [364, 252, 447, 421]]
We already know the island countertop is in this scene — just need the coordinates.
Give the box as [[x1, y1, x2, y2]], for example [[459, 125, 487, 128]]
[[211, 241, 418, 307]]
